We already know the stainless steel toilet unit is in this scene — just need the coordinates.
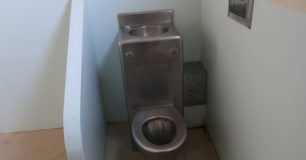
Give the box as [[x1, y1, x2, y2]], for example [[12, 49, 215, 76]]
[[118, 9, 187, 160]]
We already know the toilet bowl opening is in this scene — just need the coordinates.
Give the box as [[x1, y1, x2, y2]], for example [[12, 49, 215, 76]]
[[142, 117, 176, 145]]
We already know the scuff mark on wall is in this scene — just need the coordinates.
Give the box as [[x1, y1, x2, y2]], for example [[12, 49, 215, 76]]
[[267, 0, 306, 13]]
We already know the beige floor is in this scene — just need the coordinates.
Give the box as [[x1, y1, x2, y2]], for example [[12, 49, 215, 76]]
[[0, 124, 219, 160], [104, 123, 220, 160], [0, 128, 67, 160]]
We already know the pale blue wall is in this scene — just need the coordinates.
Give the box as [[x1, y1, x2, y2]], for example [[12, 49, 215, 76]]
[[86, 0, 202, 122], [64, 0, 106, 159], [81, 1, 106, 159], [0, 0, 70, 134]]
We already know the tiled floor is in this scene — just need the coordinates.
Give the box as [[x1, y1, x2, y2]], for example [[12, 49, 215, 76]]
[[104, 123, 220, 160], [0, 128, 67, 160]]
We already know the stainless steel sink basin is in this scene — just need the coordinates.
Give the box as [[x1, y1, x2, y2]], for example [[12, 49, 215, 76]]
[[118, 9, 181, 42], [129, 26, 169, 37]]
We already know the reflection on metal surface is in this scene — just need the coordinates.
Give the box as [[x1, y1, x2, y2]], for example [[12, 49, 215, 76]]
[[125, 51, 134, 59], [142, 118, 176, 145], [129, 26, 169, 37]]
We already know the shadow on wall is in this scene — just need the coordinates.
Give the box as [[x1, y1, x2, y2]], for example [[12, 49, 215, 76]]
[[201, 31, 218, 128], [201, 30, 239, 160], [80, 13, 107, 159], [99, 33, 128, 122]]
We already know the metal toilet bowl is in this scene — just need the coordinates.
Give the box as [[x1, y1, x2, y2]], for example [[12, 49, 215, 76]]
[[132, 106, 187, 160]]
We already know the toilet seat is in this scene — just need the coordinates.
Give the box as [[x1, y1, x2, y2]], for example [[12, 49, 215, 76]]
[[132, 105, 187, 153]]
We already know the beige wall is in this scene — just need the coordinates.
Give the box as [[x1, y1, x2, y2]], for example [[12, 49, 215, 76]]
[[0, 0, 70, 134], [267, 0, 306, 13], [201, 0, 306, 159]]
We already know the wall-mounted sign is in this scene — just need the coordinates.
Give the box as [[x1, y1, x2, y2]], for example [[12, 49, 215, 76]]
[[228, 0, 254, 28]]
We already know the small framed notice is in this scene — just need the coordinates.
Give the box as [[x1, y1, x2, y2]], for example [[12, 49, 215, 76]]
[[228, 0, 254, 28]]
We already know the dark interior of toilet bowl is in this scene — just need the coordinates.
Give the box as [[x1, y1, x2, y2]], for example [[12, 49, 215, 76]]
[[142, 117, 176, 145]]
